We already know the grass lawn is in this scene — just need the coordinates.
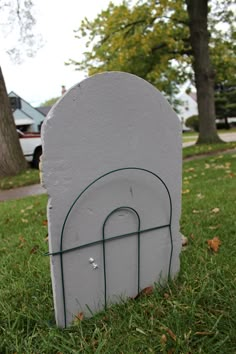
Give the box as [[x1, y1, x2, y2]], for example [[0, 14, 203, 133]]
[[183, 142, 236, 159], [0, 153, 236, 353], [0, 169, 40, 190]]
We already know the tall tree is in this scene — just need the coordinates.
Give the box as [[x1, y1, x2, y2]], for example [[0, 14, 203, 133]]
[[186, 0, 221, 143], [0, 67, 27, 176], [0, 0, 41, 177], [69, 0, 235, 144]]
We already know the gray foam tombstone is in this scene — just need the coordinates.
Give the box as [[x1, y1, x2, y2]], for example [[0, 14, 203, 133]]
[[42, 72, 182, 328]]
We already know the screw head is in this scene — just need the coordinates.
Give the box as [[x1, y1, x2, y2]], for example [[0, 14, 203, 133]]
[[89, 258, 94, 263]]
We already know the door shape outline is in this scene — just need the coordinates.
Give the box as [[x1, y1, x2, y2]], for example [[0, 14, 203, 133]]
[[46, 167, 173, 327]]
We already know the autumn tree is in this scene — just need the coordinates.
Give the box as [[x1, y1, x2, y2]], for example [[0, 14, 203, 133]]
[[0, 0, 41, 177], [68, 0, 235, 144]]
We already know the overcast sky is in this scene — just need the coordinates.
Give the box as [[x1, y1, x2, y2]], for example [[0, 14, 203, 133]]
[[1, 0, 122, 106]]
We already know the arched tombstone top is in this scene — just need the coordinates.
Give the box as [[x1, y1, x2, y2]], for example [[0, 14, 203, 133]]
[[42, 72, 182, 327], [42, 72, 181, 195]]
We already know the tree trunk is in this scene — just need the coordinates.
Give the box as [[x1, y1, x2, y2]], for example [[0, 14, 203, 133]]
[[186, 0, 222, 144], [0, 66, 28, 177]]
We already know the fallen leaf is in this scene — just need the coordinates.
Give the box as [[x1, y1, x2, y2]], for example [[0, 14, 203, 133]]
[[160, 334, 167, 344], [207, 237, 221, 252], [75, 312, 84, 321], [182, 189, 190, 194], [21, 218, 28, 223], [185, 167, 195, 172], [211, 208, 220, 214], [30, 245, 39, 254], [42, 219, 48, 226], [167, 349, 175, 354], [192, 209, 200, 214], [166, 328, 177, 341], [164, 293, 170, 299], [18, 236, 26, 248], [181, 235, 188, 246], [208, 225, 220, 230], [197, 193, 204, 199], [134, 286, 153, 299], [195, 331, 214, 336]]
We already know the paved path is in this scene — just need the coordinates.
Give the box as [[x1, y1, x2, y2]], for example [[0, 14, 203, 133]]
[[1, 132, 235, 202], [0, 184, 46, 202], [182, 132, 236, 147]]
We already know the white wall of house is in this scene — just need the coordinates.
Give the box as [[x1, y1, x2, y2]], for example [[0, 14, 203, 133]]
[[177, 92, 198, 131], [9, 92, 45, 132]]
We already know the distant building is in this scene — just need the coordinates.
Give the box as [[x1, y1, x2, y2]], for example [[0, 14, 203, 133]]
[[177, 91, 198, 131], [9, 92, 46, 132]]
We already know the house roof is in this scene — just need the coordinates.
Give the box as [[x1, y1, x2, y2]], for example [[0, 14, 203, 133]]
[[8, 91, 45, 126], [36, 106, 52, 116]]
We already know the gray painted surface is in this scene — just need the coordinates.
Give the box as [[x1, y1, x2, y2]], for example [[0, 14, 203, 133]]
[[42, 72, 182, 327]]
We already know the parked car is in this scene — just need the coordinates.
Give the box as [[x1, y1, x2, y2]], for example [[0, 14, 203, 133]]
[[17, 130, 42, 169]]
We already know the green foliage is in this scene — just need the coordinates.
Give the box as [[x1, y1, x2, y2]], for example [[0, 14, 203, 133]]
[[185, 115, 199, 132], [68, 0, 191, 102], [68, 0, 235, 101], [215, 83, 236, 119], [40, 97, 59, 107]]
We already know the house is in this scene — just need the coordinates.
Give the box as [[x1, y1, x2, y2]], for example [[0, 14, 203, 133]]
[[177, 91, 198, 131], [8, 91, 46, 132]]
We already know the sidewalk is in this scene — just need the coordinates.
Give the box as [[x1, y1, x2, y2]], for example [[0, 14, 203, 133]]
[[0, 184, 46, 202]]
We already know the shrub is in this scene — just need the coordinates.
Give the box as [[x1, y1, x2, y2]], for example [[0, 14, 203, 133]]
[[185, 115, 199, 132]]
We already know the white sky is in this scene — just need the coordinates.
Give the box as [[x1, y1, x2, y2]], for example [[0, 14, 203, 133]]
[[1, 0, 122, 106]]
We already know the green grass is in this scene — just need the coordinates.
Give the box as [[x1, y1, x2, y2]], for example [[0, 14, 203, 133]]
[[183, 141, 236, 159], [0, 169, 40, 190], [0, 153, 236, 353]]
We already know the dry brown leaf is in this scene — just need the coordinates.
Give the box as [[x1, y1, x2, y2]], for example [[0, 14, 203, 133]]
[[160, 334, 167, 344], [167, 349, 175, 354], [42, 219, 48, 226], [18, 236, 26, 248], [181, 235, 188, 246], [134, 286, 154, 299], [75, 312, 84, 321], [166, 328, 177, 341], [207, 237, 221, 252], [195, 331, 214, 336], [30, 245, 39, 254]]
